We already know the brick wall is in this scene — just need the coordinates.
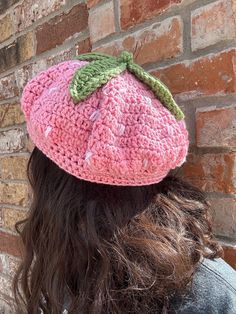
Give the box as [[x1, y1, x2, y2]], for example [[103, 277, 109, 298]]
[[0, 0, 235, 311]]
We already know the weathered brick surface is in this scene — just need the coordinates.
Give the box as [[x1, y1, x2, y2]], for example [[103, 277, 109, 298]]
[[46, 47, 75, 67], [120, 0, 182, 30], [16, 60, 47, 92], [18, 32, 35, 63], [89, 1, 115, 43], [0, 182, 28, 207], [76, 37, 91, 55], [0, 274, 13, 298], [46, 38, 91, 66], [191, 0, 236, 51], [209, 197, 236, 238], [196, 105, 236, 148], [0, 32, 35, 72], [0, 14, 13, 44], [1, 208, 27, 233], [152, 49, 236, 99], [182, 152, 236, 193], [0, 0, 20, 15], [0, 103, 25, 128], [0, 156, 28, 180], [25, 135, 35, 153], [0, 254, 20, 278], [0, 73, 18, 101], [223, 246, 236, 269], [0, 129, 25, 154], [95, 16, 183, 65], [0, 43, 18, 73], [0, 231, 22, 258], [87, 0, 103, 8], [13, 0, 66, 32], [36, 3, 88, 54]]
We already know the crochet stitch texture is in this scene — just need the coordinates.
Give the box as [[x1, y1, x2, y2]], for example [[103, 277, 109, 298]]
[[21, 52, 189, 186], [70, 51, 185, 121]]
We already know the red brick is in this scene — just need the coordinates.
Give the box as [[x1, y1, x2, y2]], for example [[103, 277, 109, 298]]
[[13, 0, 65, 33], [0, 129, 25, 154], [2, 208, 28, 233], [89, 1, 115, 43], [47, 38, 91, 66], [196, 105, 236, 148], [182, 152, 236, 193], [223, 246, 236, 269], [152, 49, 236, 100], [209, 197, 236, 238], [36, 3, 88, 54], [0, 182, 29, 207], [95, 16, 183, 65], [120, 0, 182, 30], [0, 156, 28, 180], [191, 0, 236, 51], [0, 14, 13, 44], [87, 0, 103, 8], [0, 231, 22, 258], [16, 60, 47, 93], [76, 37, 91, 55], [0, 73, 18, 101], [0, 103, 25, 128], [0, 32, 35, 72], [47, 47, 75, 67]]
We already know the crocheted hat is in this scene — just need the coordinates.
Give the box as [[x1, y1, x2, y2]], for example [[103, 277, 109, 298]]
[[21, 51, 189, 186]]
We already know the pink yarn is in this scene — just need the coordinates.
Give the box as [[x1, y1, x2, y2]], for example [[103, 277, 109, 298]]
[[21, 60, 189, 186]]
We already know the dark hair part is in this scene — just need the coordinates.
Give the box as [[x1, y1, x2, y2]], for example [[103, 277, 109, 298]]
[[14, 147, 222, 313]]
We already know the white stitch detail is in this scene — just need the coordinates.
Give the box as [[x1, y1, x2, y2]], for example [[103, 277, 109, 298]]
[[166, 126, 173, 136], [89, 110, 100, 122], [117, 124, 125, 136], [144, 96, 152, 105], [44, 126, 52, 138], [48, 87, 58, 94], [143, 159, 149, 168], [85, 151, 93, 164]]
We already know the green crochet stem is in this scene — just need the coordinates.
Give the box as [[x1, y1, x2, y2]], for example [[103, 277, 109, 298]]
[[69, 51, 185, 120]]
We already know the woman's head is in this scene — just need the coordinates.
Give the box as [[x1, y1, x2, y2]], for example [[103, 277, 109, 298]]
[[15, 51, 222, 313], [20, 52, 189, 187], [14, 147, 222, 313]]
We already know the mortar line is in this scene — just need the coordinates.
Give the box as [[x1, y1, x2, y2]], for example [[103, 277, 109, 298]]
[[0, 29, 89, 79], [91, 0, 222, 50], [0, 204, 29, 211], [113, 0, 121, 33], [0, 0, 24, 19], [0, 97, 19, 106], [0, 0, 86, 50]]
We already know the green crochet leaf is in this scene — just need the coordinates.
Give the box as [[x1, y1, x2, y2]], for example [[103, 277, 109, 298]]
[[70, 51, 185, 120], [75, 52, 116, 62], [70, 58, 126, 103], [127, 62, 185, 120]]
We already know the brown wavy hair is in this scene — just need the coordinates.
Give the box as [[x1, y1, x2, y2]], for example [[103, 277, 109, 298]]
[[13, 147, 222, 313]]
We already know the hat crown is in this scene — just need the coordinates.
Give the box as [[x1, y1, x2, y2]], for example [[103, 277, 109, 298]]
[[21, 53, 189, 186]]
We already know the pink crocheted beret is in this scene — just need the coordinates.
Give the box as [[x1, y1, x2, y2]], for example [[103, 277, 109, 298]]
[[21, 51, 189, 186]]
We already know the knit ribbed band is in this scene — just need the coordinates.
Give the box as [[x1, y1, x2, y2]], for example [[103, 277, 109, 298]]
[[69, 51, 184, 121]]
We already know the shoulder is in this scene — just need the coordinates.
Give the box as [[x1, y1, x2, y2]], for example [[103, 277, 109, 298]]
[[198, 257, 236, 292], [170, 258, 236, 314]]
